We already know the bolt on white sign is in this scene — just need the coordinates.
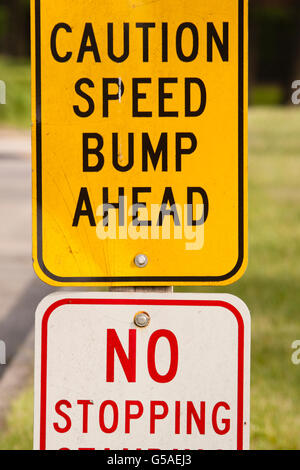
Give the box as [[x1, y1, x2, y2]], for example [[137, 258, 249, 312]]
[[34, 292, 250, 450]]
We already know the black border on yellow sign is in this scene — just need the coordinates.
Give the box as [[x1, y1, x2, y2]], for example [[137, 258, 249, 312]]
[[34, 0, 246, 284]]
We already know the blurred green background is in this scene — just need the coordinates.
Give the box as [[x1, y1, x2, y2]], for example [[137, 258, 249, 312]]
[[2, 0, 300, 123], [0, 0, 300, 451]]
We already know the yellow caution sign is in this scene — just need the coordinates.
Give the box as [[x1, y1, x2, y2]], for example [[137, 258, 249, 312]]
[[31, 0, 248, 286]]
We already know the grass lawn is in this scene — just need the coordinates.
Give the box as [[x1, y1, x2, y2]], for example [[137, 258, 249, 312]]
[[178, 107, 300, 450], [0, 56, 30, 127], [0, 107, 300, 450], [0, 384, 33, 450]]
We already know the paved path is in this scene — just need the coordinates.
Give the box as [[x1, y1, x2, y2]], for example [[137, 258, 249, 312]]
[[0, 129, 53, 376]]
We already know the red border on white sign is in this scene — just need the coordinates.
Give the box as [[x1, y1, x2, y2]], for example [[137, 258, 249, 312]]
[[39, 298, 245, 450]]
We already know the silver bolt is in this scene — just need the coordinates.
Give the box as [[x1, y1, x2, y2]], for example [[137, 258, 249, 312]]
[[134, 254, 148, 268], [134, 311, 150, 328]]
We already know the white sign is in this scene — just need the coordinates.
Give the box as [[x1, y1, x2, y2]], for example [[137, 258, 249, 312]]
[[34, 292, 250, 450]]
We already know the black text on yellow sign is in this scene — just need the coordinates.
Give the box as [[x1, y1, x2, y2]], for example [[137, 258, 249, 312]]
[[31, 0, 248, 286]]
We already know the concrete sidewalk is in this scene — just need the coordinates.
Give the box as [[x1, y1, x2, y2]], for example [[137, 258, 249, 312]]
[[0, 128, 54, 431], [0, 131, 33, 324], [0, 128, 52, 382], [0, 129, 31, 158]]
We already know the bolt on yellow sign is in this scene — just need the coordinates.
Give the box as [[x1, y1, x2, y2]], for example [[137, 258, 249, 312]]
[[31, 0, 248, 287]]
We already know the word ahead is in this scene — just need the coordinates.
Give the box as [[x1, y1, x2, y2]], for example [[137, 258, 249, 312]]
[[31, 0, 248, 286], [34, 292, 250, 450]]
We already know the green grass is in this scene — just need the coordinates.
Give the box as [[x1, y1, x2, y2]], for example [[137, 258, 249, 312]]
[[250, 84, 285, 106], [178, 107, 300, 449], [0, 384, 33, 450], [0, 56, 30, 127], [1, 107, 300, 450]]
